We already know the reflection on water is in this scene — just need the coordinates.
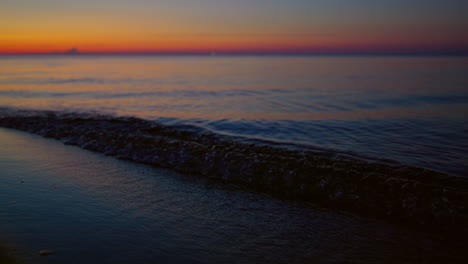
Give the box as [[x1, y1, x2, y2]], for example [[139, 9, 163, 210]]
[[0, 55, 467, 175], [0, 128, 466, 264], [1, 56, 467, 120]]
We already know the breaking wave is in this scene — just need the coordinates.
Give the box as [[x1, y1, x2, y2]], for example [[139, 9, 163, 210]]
[[1, 107, 467, 232]]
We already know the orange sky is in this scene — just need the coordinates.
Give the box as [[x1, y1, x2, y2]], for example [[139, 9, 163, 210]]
[[2, 0, 468, 54]]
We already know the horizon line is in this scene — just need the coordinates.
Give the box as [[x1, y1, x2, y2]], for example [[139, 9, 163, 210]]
[[1, 50, 468, 56]]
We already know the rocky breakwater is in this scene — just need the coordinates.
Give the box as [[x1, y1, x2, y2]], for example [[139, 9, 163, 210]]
[[0, 110, 467, 233]]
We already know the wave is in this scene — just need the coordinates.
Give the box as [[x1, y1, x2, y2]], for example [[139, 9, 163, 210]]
[[0, 107, 467, 232], [0, 88, 269, 99]]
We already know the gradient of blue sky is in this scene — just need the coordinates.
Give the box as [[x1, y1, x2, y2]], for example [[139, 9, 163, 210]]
[[2, 0, 468, 53]]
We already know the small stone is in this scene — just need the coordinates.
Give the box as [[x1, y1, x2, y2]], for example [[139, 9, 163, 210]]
[[39, 250, 54, 256], [20, 180, 25, 183], [9, 201, 16, 204]]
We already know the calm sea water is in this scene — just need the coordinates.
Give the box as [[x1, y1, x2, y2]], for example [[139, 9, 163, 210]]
[[1, 55, 467, 175]]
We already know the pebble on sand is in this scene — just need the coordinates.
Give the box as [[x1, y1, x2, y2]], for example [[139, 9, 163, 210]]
[[39, 250, 54, 256]]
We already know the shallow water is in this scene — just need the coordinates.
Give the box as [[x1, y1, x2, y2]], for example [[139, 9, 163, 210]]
[[0, 128, 466, 263], [0, 55, 467, 175]]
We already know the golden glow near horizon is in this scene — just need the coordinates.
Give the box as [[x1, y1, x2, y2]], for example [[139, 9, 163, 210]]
[[1, 0, 467, 54]]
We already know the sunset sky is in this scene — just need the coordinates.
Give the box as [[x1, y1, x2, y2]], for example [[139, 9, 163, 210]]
[[2, 0, 468, 54]]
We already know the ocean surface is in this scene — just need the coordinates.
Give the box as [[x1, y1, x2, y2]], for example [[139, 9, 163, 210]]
[[1, 55, 467, 175], [1, 128, 466, 264]]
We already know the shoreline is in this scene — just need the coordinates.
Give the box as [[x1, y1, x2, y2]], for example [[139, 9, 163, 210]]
[[1, 110, 467, 233], [2, 126, 468, 263]]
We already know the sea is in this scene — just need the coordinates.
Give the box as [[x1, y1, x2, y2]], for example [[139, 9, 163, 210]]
[[1, 55, 468, 263], [1, 55, 467, 176]]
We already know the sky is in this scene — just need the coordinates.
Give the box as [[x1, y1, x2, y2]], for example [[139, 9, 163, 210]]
[[1, 0, 468, 54]]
